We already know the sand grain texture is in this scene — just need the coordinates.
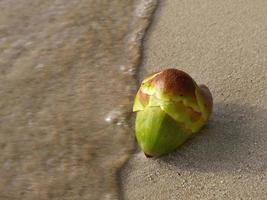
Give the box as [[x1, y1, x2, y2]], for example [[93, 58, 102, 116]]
[[121, 0, 267, 199]]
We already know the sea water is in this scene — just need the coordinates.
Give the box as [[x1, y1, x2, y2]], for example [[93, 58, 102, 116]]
[[0, 0, 157, 199]]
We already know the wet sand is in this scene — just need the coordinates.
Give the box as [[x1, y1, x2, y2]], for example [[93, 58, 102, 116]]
[[121, 0, 267, 199]]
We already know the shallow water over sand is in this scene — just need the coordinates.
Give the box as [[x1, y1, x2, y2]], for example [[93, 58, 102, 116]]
[[0, 0, 157, 199]]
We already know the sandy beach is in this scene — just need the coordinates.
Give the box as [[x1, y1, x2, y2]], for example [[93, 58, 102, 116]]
[[0, 0, 266, 199], [121, 0, 267, 199]]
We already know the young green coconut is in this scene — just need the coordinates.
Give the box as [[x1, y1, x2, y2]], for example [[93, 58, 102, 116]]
[[133, 68, 213, 157]]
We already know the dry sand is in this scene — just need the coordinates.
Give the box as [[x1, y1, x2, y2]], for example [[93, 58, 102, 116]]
[[121, 0, 267, 199]]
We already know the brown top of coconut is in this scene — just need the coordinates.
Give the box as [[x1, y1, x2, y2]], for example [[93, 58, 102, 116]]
[[148, 68, 197, 100]]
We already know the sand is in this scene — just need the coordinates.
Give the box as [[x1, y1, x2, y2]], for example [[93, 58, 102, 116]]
[[121, 0, 267, 199]]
